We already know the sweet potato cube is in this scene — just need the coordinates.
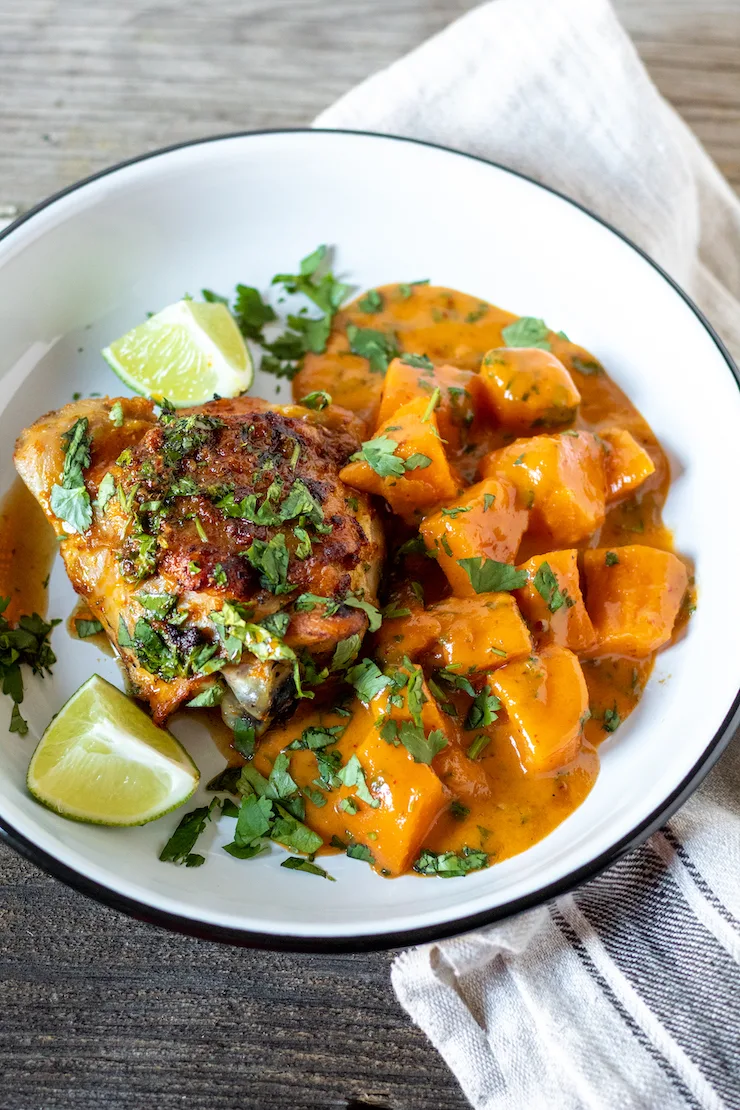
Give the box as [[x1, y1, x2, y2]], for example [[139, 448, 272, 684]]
[[491, 644, 588, 773], [600, 427, 656, 504], [425, 593, 532, 672], [419, 478, 528, 597], [480, 431, 606, 545], [479, 347, 581, 431], [515, 549, 595, 652], [377, 357, 485, 450], [372, 669, 493, 803], [339, 397, 460, 524], [582, 545, 688, 657], [351, 727, 449, 875], [374, 606, 442, 665]]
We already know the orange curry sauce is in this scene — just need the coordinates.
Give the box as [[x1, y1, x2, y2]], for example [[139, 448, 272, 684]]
[[279, 283, 690, 874]]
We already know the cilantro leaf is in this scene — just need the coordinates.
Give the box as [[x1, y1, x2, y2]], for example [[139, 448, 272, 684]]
[[401, 353, 434, 370], [337, 753, 379, 808], [50, 484, 93, 535], [331, 634, 362, 671], [464, 685, 501, 730], [270, 804, 324, 855], [413, 847, 489, 877], [501, 317, 551, 350], [457, 558, 527, 594], [93, 472, 116, 513], [603, 705, 621, 733], [605, 551, 619, 567], [159, 799, 219, 866], [0, 605, 59, 732], [232, 284, 277, 340], [397, 721, 447, 764], [186, 683, 224, 708], [232, 718, 256, 759], [297, 390, 332, 410], [351, 435, 406, 478], [343, 595, 382, 632], [346, 843, 375, 865], [75, 618, 103, 639], [404, 453, 432, 471], [346, 658, 391, 703], [346, 324, 399, 374], [243, 533, 292, 594], [234, 794, 274, 846], [281, 856, 335, 880], [109, 401, 124, 427], [533, 561, 569, 613], [287, 724, 344, 751], [358, 290, 384, 314]]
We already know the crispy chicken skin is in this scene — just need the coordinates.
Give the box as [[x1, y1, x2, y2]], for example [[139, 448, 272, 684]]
[[15, 395, 383, 727]]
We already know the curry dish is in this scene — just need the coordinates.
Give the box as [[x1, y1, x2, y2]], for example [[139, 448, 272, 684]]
[[11, 280, 691, 879]]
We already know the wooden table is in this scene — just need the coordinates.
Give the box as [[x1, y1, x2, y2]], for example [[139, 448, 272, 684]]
[[1, 3, 738, 1108]]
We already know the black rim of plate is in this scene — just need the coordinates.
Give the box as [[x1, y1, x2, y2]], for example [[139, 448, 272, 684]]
[[0, 128, 738, 954]]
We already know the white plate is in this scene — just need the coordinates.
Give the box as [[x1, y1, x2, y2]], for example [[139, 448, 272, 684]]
[[0, 130, 738, 951]]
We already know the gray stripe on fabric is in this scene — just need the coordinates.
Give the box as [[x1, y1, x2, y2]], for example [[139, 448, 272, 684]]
[[662, 825, 740, 933], [575, 843, 740, 1107], [551, 906, 701, 1110]]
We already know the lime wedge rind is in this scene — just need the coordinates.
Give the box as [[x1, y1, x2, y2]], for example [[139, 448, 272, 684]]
[[27, 675, 200, 827], [102, 300, 253, 409]]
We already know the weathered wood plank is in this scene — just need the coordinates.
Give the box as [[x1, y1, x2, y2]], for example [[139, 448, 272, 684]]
[[0, 3, 738, 1108]]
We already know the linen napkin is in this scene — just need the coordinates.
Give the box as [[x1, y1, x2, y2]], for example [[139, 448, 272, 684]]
[[317, 2, 740, 1108]]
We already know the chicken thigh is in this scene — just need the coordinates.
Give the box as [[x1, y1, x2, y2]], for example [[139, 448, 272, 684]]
[[15, 395, 383, 732]]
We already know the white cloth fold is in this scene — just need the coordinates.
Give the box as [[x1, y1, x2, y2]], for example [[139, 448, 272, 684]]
[[317, 2, 740, 1107]]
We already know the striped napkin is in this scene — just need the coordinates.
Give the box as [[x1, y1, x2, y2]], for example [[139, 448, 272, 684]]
[[317, 1, 740, 1106]]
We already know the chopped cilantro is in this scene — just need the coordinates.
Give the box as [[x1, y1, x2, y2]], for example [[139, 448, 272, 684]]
[[571, 356, 602, 376], [414, 847, 488, 877], [482, 493, 496, 512], [346, 324, 399, 374], [109, 401, 124, 427], [212, 563, 228, 588], [0, 600, 58, 735], [346, 843, 375, 865], [502, 316, 551, 350], [605, 551, 619, 567], [75, 618, 103, 639], [331, 634, 362, 671], [159, 798, 219, 866], [467, 734, 491, 760], [457, 557, 527, 594], [401, 353, 434, 370], [533, 561, 573, 613], [344, 595, 382, 632], [464, 686, 500, 730], [358, 289, 384, 314], [298, 390, 332, 410], [281, 856, 335, 880], [243, 533, 292, 594], [603, 705, 621, 733], [351, 435, 405, 478], [346, 658, 391, 703], [50, 417, 93, 533], [450, 801, 470, 821], [233, 718, 256, 759], [337, 753, 379, 808], [397, 721, 447, 765], [93, 472, 116, 514], [186, 683, 224, 708]]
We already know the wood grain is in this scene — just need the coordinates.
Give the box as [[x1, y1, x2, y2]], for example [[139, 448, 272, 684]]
[[1, 2, 739, 1108]]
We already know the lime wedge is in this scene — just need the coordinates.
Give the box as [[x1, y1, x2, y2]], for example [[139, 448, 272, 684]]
[[27, 675, 199, 826], [102, 299, 253, 407]]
